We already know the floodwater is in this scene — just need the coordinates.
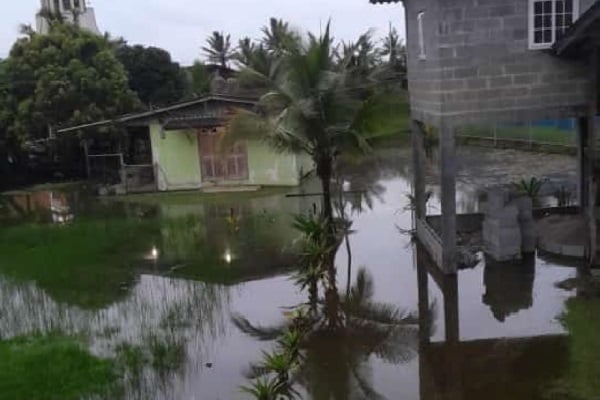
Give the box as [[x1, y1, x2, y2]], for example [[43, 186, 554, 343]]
[[0, 146, 580, 400]]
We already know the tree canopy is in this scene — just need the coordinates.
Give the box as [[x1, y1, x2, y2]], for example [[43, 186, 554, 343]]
[[0, 23, 139, 147], [115, 43, 186, 107]]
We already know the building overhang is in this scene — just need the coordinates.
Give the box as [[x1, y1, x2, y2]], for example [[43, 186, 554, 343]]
[[553, 1, 600, 59]]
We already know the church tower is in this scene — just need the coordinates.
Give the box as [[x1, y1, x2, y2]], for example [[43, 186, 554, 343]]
[[36, 0, 100, 35]]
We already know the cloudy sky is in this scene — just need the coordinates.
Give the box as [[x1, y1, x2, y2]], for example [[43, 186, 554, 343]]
[[1, 0, 405, 66]]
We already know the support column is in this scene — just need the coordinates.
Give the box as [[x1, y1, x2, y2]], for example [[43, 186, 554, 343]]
[[443, 274, 459, 343], [417, 250, 430, 345], [577, 116, 589, 210], [587, 48, 599, 266], [411, 120, 427, 219], [440, 124, 457, 274]]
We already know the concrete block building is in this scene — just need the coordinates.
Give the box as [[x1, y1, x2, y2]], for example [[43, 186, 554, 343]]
[[370, 0, 600, 272], [37, 0, 100, 35]]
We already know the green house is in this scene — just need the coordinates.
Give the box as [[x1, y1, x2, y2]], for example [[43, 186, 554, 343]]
[[58, 95, 312, 193]]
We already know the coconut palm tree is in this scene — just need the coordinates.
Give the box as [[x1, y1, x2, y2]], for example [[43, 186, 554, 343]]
[[227, 23, 392, 228], [381, 24, 407, 88], [202, 31, 234, 68], [261, 18, 300, 56], [233, 268, 420, 400]]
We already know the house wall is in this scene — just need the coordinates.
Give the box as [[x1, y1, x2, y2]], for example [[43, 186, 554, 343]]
[[246, 140, 304, 186], [149, 123, 203, 191], [149, 121, 308, 191], [405, 0, 595, 126]]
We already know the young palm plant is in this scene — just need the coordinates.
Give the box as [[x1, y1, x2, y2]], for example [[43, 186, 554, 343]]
[[227, 23, 395, 229]]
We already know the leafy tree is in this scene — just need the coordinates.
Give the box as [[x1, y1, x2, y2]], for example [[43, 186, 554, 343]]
[[0, 23, 139, 147], [115, 44, 186, 107], [202, 31, 234, 68]]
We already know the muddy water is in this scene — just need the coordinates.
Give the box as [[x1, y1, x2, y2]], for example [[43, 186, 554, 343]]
[[0, 147, 580, 400]]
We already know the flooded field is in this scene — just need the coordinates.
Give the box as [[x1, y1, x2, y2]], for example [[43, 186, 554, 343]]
[[0, 146, 581, 400]]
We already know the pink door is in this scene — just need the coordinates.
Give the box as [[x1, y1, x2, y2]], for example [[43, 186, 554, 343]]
[[198, 131, 248, 181]]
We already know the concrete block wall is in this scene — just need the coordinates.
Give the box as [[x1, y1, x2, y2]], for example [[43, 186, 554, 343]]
[[404, 0, 596, 125]]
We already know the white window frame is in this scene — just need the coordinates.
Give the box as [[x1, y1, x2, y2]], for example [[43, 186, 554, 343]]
[[417, 11, 426, 60], [528, 0, 580, 50]]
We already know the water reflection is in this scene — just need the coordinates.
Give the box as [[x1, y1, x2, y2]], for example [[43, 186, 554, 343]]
[[482, 255, 536, 322], [0, 275, 230, 399], [234, 267, 420, 400], [416, 244, 568, 400], [0, 146, 583, 399]]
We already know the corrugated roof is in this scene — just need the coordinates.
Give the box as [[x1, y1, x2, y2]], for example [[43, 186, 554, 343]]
[[56, 94, 257, 134]]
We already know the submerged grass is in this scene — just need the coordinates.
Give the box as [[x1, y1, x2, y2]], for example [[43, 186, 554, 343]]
[[0, 218, 159, 309], [0, 335, 117, 400]]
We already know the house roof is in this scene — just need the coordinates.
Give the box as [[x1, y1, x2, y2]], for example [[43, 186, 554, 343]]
[[56, 94, 257, 134], [553, 1, 600, 58]]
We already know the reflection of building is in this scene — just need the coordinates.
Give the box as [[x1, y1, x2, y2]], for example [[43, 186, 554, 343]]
[[482, 256, 535, 322], [416, 244, 567, 400], [37, 0, 100, 35], [6, 190, 74, 224]]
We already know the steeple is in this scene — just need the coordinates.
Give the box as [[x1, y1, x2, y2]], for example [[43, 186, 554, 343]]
[[36, 0, 100, 35]]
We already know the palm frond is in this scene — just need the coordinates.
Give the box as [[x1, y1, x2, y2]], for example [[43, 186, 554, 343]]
[[231, 314, 287, 341]]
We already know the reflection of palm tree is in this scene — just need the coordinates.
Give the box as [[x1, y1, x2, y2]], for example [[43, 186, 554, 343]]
[[233, 268, 419, 400]]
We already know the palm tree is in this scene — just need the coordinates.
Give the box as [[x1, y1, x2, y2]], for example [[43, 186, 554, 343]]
[[261, 18, 300, 56], [233, 268, 420, 400], [235, 37, 256, 67], [381, 24, 407, 87], [227, 23, 391, 228], [202, 31, 234, 68]]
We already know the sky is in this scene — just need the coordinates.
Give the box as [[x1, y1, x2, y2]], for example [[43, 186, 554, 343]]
[[0, 0, 405, 66]]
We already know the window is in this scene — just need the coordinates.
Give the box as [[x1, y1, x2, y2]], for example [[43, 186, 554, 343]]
[[62, 0, 71, 10], [529, 0, 579, 49], [417, 11, 426, 60]]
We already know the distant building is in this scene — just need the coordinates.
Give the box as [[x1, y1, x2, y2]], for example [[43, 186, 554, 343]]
[[57, 95, 312, 194], [36, 0, 100, 35]]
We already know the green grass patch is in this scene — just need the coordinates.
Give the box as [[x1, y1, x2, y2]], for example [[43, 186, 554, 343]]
[[0, 335, 117, 400], [551, 298, 600, 400], [0, 218, 159, 309]]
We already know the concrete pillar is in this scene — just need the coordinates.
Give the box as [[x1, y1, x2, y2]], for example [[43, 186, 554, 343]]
[[443, 274, 459, 343], [411, 120, 427, 219], [586, 49, 599, 266], [577, 116, 589, 209], [440, 124, 457, 274], [417, 251, 430, 345]]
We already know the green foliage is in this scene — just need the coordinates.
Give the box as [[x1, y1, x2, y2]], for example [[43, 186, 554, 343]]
[[186, 61, 212, 97], [549, 298, 600, 400], [0, 335, 117, 400], [0, 23, 139, 146], [0, 218, 158, 308], [512, 177, 545, 200], [115, 44, 186, 107]]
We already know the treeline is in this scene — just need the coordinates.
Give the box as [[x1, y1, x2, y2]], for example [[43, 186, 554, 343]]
[[0, 14, 406, 188]]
